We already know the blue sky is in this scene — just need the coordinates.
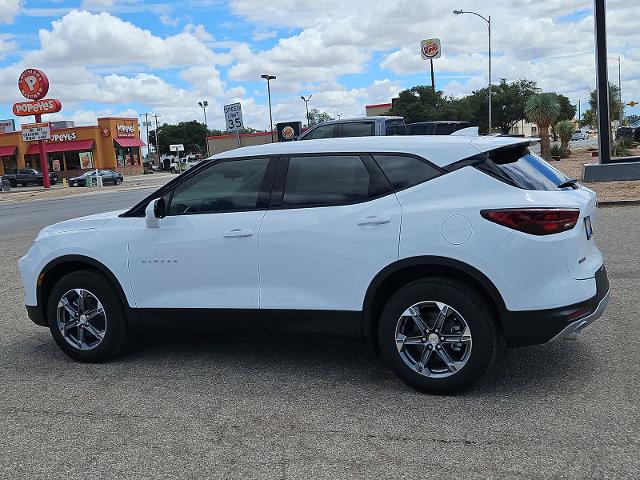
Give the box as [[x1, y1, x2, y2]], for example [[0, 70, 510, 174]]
[[0, 0, 638, 130]]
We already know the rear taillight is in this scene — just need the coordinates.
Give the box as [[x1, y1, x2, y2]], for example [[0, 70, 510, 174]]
[[480, 208, 580, 235]]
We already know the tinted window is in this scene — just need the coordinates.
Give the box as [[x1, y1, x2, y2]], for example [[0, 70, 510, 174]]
[[341, 122, 374, 138], [168, 157, 269, 215], [374, 155, 441, 190], [283, 155, 372, 206], [302, 124, 336, 140], [408, 124, 432, 135], [479, 150, 570, 191], [385, 120, 406, 136]]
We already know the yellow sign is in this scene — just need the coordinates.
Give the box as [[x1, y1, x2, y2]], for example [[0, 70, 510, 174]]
[[626, 101, 637, 107]]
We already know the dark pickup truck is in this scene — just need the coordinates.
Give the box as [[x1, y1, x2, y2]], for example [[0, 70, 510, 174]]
[[3, 168, 58, 187]]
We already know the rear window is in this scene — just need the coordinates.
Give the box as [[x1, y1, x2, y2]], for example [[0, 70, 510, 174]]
[[341, 122, 374, 138], [477, 148, 571, 191], [374, 154, 441, 190]]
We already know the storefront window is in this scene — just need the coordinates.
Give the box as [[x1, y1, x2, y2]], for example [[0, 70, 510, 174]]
[[1, 156, 18, 174], [115, 145, 141, 166], [25, 155, 39, 169]]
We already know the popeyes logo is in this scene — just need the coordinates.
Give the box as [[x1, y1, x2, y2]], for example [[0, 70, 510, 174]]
[[18, 69, 49, 100], [117, 124, 135, 137], [13, 99, 62, 116], [50, 132, 77, 142]]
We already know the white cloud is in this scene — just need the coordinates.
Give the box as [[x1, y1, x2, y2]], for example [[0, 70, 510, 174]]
[[0, 0, 22, 24], [252, 29, 277, 42], [159, 14, 179, 27]]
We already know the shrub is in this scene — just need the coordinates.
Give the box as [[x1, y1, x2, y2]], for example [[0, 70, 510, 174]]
[[550, 144, 570, 159]]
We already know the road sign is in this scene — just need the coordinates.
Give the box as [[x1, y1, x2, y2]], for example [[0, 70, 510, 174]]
[[421, 38, 442, 59], [22, 122, 51, 142], [627, 101, 638, 107], [169, 144, 185, 152], [224, 103, 244, 132], [18, 69, 49, 100]]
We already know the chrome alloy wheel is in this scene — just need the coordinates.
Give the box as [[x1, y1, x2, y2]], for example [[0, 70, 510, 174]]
[[56, 289, 107, 351], [395, 301, 472, 378]]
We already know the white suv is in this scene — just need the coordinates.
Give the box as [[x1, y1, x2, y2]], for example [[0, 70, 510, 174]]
[[19, 135, 610, 393]]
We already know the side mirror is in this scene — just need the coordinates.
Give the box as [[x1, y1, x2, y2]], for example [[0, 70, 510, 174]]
[[145, 198, 166, 228]]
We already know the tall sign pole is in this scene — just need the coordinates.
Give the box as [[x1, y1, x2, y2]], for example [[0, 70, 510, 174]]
[[421, 39, 441, 91], [14, 69, 62, 189], [594, 0, 611, 163]]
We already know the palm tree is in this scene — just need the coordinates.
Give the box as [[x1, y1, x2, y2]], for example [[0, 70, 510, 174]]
[[525, 93, 561, 160], [589, 82, 623, 122], [555, 120, 575, 151]]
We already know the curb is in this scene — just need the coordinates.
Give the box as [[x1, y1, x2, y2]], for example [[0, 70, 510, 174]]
[[598, 200, 640, 207]]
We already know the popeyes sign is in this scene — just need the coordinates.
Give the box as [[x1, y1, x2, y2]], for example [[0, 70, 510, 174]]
[[116, 124, 136, 137], [13, 69, 63, 116]]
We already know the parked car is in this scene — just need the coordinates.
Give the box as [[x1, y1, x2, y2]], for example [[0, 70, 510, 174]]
[[571, 131, 589, 141], [69, 170, 123, 187], [616, 120, 640, 142], [297, 116, 406, 140], [19, 135, 609, 394], [406, 121, 471, 136], [3, 168, 58, 187]]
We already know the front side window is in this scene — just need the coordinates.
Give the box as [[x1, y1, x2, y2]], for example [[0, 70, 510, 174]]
[[168, 157, 269, 215], [283, 155, 373, 207], [341, 122, 374, 138], [374, 155, 441, 190], [302, 124, 336, 140]]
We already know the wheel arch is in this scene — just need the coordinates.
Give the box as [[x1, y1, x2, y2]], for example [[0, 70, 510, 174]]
[[36, 255, 134, 326], [362, 256, 507, 348]]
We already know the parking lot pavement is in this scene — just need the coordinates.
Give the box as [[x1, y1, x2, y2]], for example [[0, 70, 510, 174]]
[[0, 196, 638, 479]]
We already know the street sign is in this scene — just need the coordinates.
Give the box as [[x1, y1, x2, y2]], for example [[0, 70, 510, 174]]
[[627, 101, 638, 107], [421, 38, 442, 59], [169, 144, 185, 152], [22, 122, 51, 142], [224, 102, 244, 132]]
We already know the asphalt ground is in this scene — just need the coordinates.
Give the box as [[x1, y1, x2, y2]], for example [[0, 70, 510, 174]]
[[0, 191, 638, 479]]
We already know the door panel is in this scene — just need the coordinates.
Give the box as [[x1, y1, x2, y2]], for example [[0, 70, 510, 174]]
[[128, 211, 265, 309], [259, 195, 401, 311]]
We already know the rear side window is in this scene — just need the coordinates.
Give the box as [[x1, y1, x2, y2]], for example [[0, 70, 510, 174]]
[[283, 155, 372, 206], [477, 148, 570, 191], [341, 122, 374, 138], [408, 124, 433, 135], [385, 120, 406, 136], [374, 155, 441, 190]]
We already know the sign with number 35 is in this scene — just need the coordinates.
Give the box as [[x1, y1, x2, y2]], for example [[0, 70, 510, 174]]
[[224, 103, 244, 133]]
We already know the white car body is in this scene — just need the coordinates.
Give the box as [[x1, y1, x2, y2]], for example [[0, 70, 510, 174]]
[[19, 135, 610, 391]]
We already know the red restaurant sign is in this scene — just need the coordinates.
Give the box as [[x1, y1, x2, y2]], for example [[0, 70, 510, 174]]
[[13, 99, 62, 116], [18, 69, 50, 100]]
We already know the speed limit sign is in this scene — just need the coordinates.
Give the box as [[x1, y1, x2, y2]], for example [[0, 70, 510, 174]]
[[224, 103, 244, 132]]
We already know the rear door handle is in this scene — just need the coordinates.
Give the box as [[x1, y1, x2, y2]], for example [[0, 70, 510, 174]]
[[223, 228, 254, 238], [358, 216, 392, 227]]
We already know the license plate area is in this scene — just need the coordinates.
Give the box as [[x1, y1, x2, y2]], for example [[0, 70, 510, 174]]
[[584, 216, 593, 240]]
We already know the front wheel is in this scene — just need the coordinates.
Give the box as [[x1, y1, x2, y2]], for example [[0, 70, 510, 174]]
[[115, 178, 122, 185], [378, 278, 498, 394], [47, 270, 129, 362]]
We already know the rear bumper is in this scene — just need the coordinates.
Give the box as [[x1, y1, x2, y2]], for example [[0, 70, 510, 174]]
[[502, 265, 610, 347]]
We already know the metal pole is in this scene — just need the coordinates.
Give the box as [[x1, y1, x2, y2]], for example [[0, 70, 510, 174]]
[[488, 15, 492, 133], [153, 114, 160, 161], [267, 79, 274, 143], [430, 59, 435, 91], [618, 56, 622, 123], [35, 113, 50, 189], [594, 0, 611, 163], [203, 106, 210, 157], [305, 100, 310, 127], [144, 113, 150, 158]]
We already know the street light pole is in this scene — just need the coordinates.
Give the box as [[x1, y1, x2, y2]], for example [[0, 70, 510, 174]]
[[454, 9, 492, 133], [301, 95, 312, 127], [608, 56, 622, 123], [261, 74, 277, 142], [198, 101, 210, 157]]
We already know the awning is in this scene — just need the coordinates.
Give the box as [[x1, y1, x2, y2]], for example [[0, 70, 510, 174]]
[[0, 145, 17, 157], [26, 140, 95, 155], [114, 137, 146, 147]]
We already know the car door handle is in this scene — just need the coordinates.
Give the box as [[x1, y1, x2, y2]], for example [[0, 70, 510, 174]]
[[223, 229, 254, 238], [358, 216, 392, 227]]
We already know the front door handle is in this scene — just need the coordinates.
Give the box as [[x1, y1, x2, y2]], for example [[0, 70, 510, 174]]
[[223, 228, 254, 238], [358, 216, 392, 227]]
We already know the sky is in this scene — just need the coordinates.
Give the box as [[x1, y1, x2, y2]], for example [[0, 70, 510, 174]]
[[0, 0, 638, 132]]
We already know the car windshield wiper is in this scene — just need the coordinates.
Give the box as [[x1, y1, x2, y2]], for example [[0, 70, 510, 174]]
[[557, 178, 578, 189]]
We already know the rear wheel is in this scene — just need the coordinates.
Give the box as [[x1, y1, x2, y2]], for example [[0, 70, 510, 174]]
[[115, 177, 122, 185], [378, 278, 498, 394], [47, 270, 128, 362]]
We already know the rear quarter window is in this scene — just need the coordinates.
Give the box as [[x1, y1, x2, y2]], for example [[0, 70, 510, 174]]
[[374, 154, 442, 190]]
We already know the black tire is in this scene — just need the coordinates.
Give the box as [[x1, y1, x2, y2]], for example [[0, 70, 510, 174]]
[[50, 178, 57, 185], [170, 167, 176, 174], [378, 278, 498, 394], [115, 178, 122, 185], [46, 270, 128, 362]]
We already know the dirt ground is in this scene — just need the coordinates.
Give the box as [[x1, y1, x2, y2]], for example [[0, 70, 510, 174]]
[[553, 146, 640, 203]]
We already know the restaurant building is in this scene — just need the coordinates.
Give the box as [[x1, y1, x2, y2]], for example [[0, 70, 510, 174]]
[[0, 117, 146, 178]]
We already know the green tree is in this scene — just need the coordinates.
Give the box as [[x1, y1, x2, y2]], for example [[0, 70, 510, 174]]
[[460, 79, 539, 134], [149, 121, 209, 155], [307, 108, 334, 127], [525, 93, 561, 160], [588, 82, 623, 123], [555, 120, 575, 150], [548, 93, 577, 140], [388, 86, 471, 125]]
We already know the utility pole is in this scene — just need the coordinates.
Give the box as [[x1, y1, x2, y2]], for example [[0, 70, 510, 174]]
[[152, 114, 160, 163], [140, 113, 150, 157]]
